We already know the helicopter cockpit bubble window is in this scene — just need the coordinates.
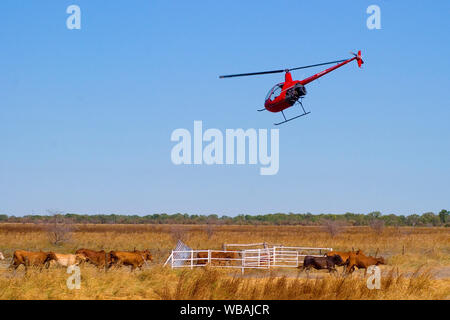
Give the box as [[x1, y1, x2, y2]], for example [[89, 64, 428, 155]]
[[265, 83, 284, 101]]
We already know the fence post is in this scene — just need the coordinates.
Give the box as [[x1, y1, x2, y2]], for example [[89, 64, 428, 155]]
[[258, 249, 261, 267], [171, 250, 174, 269], [273, 246, 276, 266], [208, 250, 211, 265], [241, 250, 245, 274], [296, 251, 299, 267], [190, 250, 193, 269]]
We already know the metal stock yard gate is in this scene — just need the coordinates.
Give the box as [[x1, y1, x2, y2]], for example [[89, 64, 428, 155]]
[[164, 242, 332, 273]]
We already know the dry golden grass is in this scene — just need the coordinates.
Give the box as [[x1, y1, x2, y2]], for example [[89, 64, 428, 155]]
[[0, 223, 449, 300], [157, 267, 450, 300]]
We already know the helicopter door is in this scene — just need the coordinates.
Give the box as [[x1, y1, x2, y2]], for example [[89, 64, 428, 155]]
[[265, 83, 283, 101]]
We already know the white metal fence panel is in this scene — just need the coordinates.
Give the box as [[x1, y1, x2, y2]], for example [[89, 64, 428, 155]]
[[165, 243, 333, 273], [267, 246, 333, 267], [241, 249, 271, 269]]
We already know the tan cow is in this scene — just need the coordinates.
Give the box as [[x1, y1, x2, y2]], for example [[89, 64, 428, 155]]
[[51, 253, 87, 267], [108, 249, 153, 271], [11, 250, 56, 271]]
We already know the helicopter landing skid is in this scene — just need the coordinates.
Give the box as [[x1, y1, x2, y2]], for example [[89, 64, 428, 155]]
[[274, 100, 310, 126], [257, 108, 266, 112]]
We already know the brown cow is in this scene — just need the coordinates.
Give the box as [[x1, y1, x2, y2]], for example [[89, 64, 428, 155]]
[[326, 250, 364, 266], [196, 251, 241, 266], [75, 248, 111, 268], [11, 250, 56, 271], [108, 249, 153, 271], [346, 251, 385, 274]]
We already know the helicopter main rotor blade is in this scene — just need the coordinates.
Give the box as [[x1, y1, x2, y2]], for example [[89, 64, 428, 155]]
[[219, 69, 285, 78], [219, 58, 350, 79], [288, 59, 348, 71]]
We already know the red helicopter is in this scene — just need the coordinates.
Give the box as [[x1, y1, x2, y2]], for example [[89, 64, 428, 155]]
[[220, 51, 364, 125]]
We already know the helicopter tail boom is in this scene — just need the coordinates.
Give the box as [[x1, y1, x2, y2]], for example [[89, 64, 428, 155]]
[[299, 50, 363, 86]]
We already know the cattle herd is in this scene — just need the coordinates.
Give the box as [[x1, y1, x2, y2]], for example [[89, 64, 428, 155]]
[[0, 248, 384, 275], [0, 249, 153, 271]]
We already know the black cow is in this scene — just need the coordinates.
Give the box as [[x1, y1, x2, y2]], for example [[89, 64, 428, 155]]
[[299, 255, 344, 273]]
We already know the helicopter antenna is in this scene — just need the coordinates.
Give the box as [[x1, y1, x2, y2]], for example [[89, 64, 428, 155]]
[[219, 59, 347, 78]]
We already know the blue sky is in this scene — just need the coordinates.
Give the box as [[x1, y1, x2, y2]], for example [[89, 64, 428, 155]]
[[0, 1, 449, 216]]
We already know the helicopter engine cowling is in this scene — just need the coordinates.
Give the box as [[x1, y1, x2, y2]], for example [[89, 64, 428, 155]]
[[286, 83, 307, 105]]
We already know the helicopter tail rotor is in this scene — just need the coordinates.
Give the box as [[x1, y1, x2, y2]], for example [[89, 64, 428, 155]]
[[351, 50, 364, 68]]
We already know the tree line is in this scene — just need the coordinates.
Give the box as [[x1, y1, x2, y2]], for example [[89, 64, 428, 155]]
[[0, 210, 448, 227]]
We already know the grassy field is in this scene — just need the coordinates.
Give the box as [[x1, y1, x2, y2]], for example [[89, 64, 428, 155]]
[[0, 223, 449, 300]]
